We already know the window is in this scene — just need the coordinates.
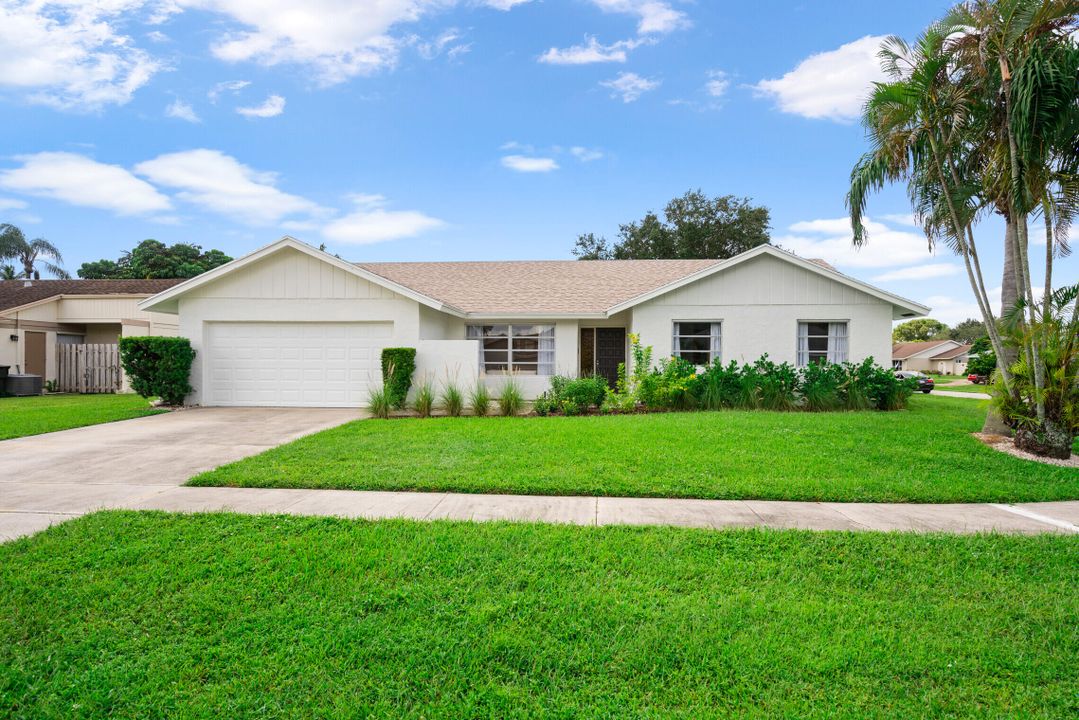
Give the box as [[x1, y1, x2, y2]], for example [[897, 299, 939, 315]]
[[467, 324, 555, 375], [797, 321, 848, 366], [672, 321, 721, 365]]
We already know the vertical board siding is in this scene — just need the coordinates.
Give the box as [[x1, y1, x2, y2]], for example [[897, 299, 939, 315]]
[[191, 248, 398, 301], [56, 344, 122, 393]]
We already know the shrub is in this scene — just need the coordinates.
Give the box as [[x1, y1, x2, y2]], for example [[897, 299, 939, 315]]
[[413, 378, 435, 417], [468, 384, 491, 417], [440, 381, 464, 417], [650, 356, 699, 410], [752, 355, 798, 411], [561, 375, 608, 409], [498, 377, 524, 416], [848, 358, 913, 411], [532, 393, 555, 416], [367, 386, 391, 419], [799, 361, 843, 412], [560, 399, 581, 416], [118, 336, 195, 406], [697, 360, 743, 410], [380, 348, 416, 409]]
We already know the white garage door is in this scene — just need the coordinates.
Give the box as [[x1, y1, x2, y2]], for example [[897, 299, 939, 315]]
[[204, 322, 392, 407]]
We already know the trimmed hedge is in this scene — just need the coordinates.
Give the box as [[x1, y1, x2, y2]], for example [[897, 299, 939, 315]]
[[380, 348, 416, 409], [118, 337, 195, 406]]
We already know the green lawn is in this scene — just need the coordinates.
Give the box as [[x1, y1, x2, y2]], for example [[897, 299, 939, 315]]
[[0, 394, 165, 440], [1, 512, 1075, 718], [191, 395, 1079, 503]]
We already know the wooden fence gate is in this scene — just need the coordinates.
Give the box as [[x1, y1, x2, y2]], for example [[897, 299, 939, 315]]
[[56, 344, 123, 394]]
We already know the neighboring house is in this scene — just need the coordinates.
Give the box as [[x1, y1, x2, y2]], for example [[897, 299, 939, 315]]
[[139, 237, 930, 408], [0, 279, 184, 382], [892, 340, 972, 375]]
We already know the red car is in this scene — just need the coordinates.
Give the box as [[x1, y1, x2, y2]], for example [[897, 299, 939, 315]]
[[967, 373, 988, 384]]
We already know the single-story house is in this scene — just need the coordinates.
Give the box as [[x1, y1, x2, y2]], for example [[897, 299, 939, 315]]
[[139, 237, 930, 407], [0, 279, 183, 382], [892, 340, 972, 375]]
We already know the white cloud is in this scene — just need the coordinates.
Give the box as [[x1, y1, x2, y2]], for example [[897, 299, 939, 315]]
[[322, 197, 444, 244], [600, 72, 660, 102], [925, 287, 1002, 326], [484, 0, 532, 9], [0, 197, 28, 212], [705, 70, 729, 98], [146, 30, 170, 43], [774, 216, 936, 268], [0, 1, 162, 110], [0, 152, 171, 215], [753, 35, 887, 122], [134, 149, 321, 224], [236, 94, 286, 118], [872, 264, 962, 282], [501, 155, 559, 173], [415, 28, 471, 60], [165, 98, 200, 122], [880, 212, 918, 227], [589, 0, 689, 35], [539, 36, 643, 64], [208, 79, 251, 101], [570, 146, 603, 162]]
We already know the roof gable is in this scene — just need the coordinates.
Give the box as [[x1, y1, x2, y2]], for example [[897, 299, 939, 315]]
[[892, 340, 959, 359], [139, 237, 457, 314]]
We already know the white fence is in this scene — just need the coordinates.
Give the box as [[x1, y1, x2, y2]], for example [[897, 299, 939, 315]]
[[56, 343, 122, 394]]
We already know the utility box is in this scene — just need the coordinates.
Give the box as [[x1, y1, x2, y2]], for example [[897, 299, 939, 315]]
[[5, 373, 43, 396]]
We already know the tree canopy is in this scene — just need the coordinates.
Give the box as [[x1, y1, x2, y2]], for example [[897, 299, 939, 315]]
[[0, 224, 68, 279], [78, 240, 232, 279], [949, 318, 988, 344], [573, 190, 770, 260], [892, 318, 950, 343]]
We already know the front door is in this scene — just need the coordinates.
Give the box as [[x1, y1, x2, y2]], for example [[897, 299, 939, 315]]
[[25, 331, 46, 376], [594, 328, 626, 387]]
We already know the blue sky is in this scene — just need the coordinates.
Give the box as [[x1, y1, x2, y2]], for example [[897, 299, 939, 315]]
[[1, 0, 1073, 325]]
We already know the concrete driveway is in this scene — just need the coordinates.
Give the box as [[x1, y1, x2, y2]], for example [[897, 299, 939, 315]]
[[0, 407, 359, 540]]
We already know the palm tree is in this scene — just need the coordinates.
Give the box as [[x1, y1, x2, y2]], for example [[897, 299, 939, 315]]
[[0, 264, 17, 280], [847, 25, 1012, 390], [0, 224, 69, 279]]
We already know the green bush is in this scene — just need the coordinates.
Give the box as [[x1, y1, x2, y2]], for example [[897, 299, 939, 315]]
[[560, 399, 581, 416], [532, 393, 555, 416], [118, 337, 195, 406], [380, 348, 416, 409], [561, 376, 608, 409], [799, 361, 843, 412]]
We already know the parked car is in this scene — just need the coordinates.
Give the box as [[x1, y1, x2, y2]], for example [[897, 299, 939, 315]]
[[895, 370, 934, 393], [967, 373, 989, 384]]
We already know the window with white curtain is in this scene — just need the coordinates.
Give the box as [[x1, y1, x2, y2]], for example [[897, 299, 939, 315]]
[[672, 321, 721, 365], [797, 321, 848, 366], [466, 324, 555, 375]]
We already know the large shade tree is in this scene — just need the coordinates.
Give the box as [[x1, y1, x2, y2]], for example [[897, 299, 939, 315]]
[[573, 190, 771, 260], [848, 0, 1079, 458], [79, 239, 232, 279]]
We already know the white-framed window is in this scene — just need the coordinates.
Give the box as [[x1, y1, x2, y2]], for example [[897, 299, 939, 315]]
[[672, 321, 721, 365], [466, 324, 555, 375], [797, 321, 848, 366], [892, 359, 902, 370]]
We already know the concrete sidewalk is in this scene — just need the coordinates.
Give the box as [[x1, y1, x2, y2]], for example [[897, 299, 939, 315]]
[[3, 486, 1076, 541], [933, 389, 992, 399]]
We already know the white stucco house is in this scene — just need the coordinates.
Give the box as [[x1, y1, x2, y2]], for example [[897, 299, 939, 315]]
[[1, 279, 182, 383], [138, 237, 930, 407]]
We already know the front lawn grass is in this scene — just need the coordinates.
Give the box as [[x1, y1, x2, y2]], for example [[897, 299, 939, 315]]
[[2, 512, 1076, 718], [191, 395, 1079, 503], [933, 383, 991, 393], [0, 393, 164, 440]]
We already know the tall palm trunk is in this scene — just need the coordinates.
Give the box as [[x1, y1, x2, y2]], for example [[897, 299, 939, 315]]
[[1001, 58, 1048, 427], [983, 216, 1020, 435]]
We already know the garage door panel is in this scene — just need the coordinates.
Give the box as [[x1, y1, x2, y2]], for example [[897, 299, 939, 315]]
[[205, 321, 390, 407]]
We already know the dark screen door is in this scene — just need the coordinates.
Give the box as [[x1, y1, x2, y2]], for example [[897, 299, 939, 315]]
[[594, 328, 626, 387]]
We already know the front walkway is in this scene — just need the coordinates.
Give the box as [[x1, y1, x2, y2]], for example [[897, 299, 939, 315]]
[[2, 406, 1075, 541]]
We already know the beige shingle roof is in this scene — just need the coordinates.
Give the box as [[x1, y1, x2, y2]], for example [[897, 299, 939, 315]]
[[356, 259, 724, 315], [891, 340, 955, 359], [931, 344, 971, 360]]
